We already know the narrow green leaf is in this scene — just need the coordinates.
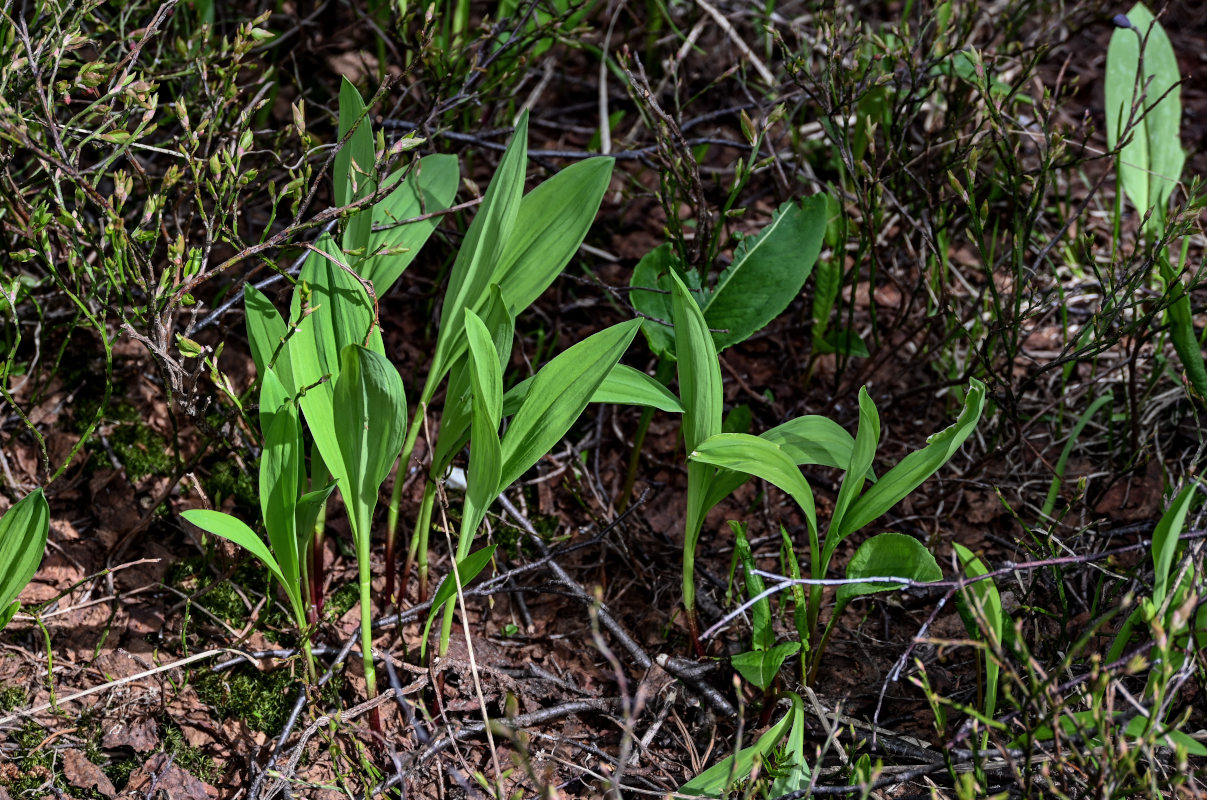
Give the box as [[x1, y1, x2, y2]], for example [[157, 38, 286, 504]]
[[421, 544, 497, 657], [362, 154, 459, 292], [0, 489, 50, 624], [828, 389, 880, 548], [680, 694, 801, 796], [732, 520, 772, 651], [840, 379, 985, 539], [702, 196, 828, 351], [1151, 483, 1197, 606], [671, 272, 722, 453], [502, 364, 684, 416], [954, 543, 1003, 722], [429, 113, 529, 388], [260, 399, 302, 597], [499, 319, 641, 489], [182, 509, 287, 589], [464, 310, 504, 537]]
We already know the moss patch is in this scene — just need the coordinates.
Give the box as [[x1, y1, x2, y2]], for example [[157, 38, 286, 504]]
[[192, 664, 297, 734]]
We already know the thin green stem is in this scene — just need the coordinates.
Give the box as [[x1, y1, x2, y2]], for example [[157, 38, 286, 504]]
[[384, 401, 427, 602]]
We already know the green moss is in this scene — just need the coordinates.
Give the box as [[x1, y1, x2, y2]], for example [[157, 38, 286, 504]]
[[324, 582, 359, 621], [109, 418, 175, 481], [203, 456, 258, 510], [0, 683, 25, 711], [161, 724, 221, 784], [192, 664, 297, 734]]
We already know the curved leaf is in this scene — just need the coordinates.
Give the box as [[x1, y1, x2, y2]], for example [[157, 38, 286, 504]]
[[841, 378, 985, 538], [421, 544, 497, 657], [181, 509, 287, 590]]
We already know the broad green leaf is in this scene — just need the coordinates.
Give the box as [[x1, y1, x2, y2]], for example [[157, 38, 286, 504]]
[[336, 77, 377, 257], [260, 399, 301, 582], [840, 378, 985, 538], [244, 284, 288, 381], [182, 509, 287, 589], [1151, 483, 1197, 606], [429, 112, 529, 389], [690, 434, 818, 528], [1123, 716, 1207, 757], [680, 693, 802, 797], [501, 364, 684, 416], [629, 243, 685, 358], [295, 481, 336, 564], [421, 544, 497, 657], [0, 489, 50, 626], [731, 642, 801, 691], [499, 319, 641, 489], [362, 154, 459, 292], [954, 543, 1003, 723], [463, 311, 504, 540], [827, 389, 880, 552], [722, 404, 752, 434], [1009, 709, 1207, 757], [702, 196, 827, 351], [836, 533, 941, 610], [490, 157, 614, 316], [332, 344, 408, 541], [1106, 3, 1185, 234]]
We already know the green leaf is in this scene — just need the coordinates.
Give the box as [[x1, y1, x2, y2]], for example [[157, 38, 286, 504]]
[[463, 311, 504, 539], [1150, 483, 1197, 607], [182, 509, 287, 590], [680, 693, 803, 797], [361, 154, 460, 292], [731, 642, 801, 691], [836, 533, 941, 610], [490, 157, 614, 316], [1106, 3, 1185, 233], [827, 389, 880, 553], [690, 434, 818, 527], [332, 344, 408, 542], [421, 544, 497, 657], [243, 284, 288, 380], [429, 112, 529, 390], [629, 243, 684, 358], [502, 364, 684, 416], [671, 272, 722, 453], [433, 287, 515, 477], [290, 236, 381, 492], [0, 489, 50, 627], [702, 196, 828, 351], [336, 77, 377, 256], [499, 319, 641, 489], [732, 521, 772, 650], [953, 543, 1003, 722], [840, 378, 985, 538], [260, 398, 302, 605]]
